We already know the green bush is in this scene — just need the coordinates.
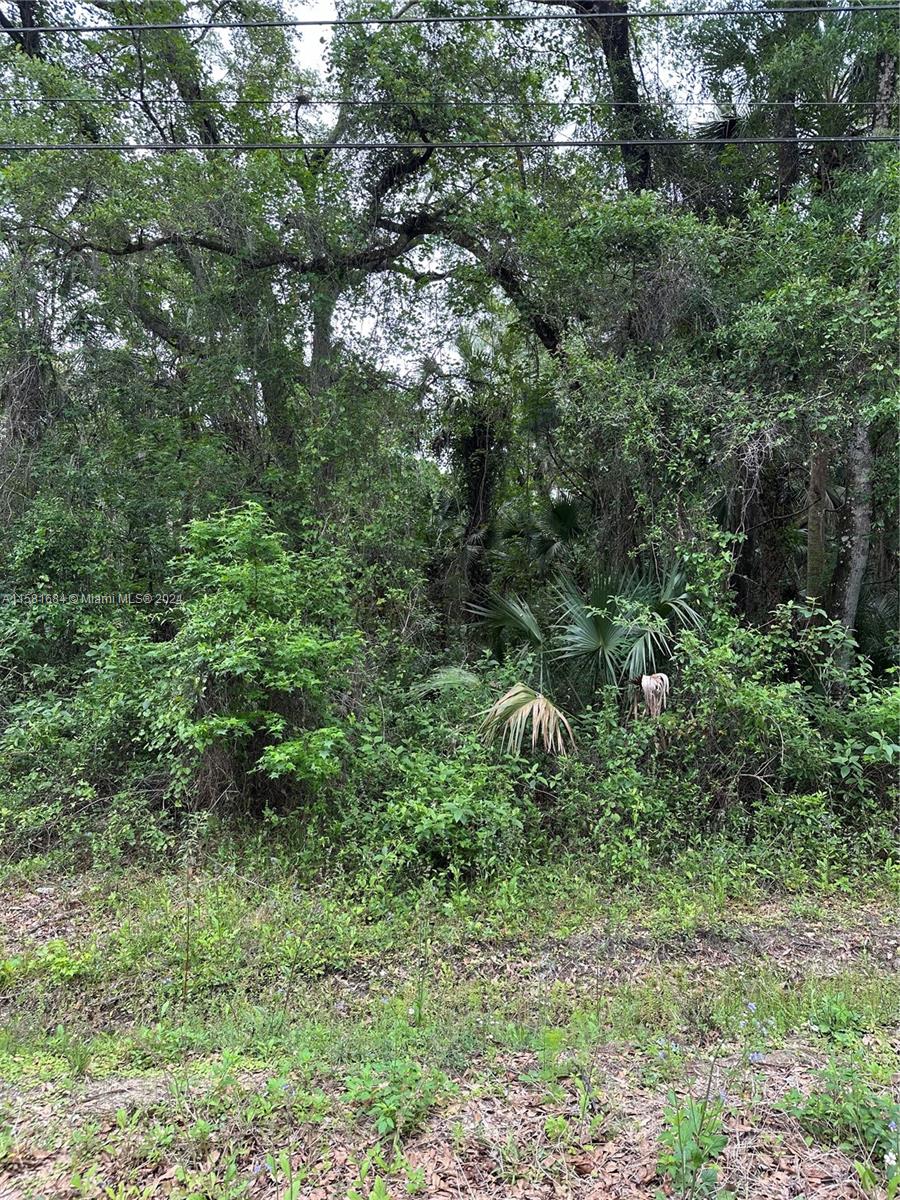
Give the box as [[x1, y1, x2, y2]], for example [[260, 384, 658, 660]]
[[142, 501, 358, 807], [0, 503, 359, 857], [0, 509, 894, 883], [780, 1060, 900, 1190], [345, 730, 527, 882], [548, 701, 666, 875], [668, 625, 831, 808], [343, 1059, 456, 1138]]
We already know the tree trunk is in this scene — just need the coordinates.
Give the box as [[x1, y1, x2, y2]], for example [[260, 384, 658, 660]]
[[458, 408, 501, 604], [872, 51, 898, 130], [0, 2, 44, 59], [822, 52, 893, 632], [805, 445, 828, 603], [775, 90, 800, 202], [733, 460, 791, 621], [541, 0, 652, 192], [309, 284, 339, 398], [152, 23, 221, 145], [834, 420, 874, 636], [0, 335, 60, 522], [259, 368, 299, 473]]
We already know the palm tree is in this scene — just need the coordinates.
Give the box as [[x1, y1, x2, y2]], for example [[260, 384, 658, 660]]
[[472, 564, 701, 753], [499, 496, 584, 578]]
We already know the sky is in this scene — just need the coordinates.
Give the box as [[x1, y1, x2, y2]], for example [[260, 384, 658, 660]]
[[291, 0, 337, 73]]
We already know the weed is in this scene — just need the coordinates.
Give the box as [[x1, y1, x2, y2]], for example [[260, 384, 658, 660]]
[[544, 1113, 570, 1142], [657, 1059, 732, 1199], [263, 1148, 307, 1199], [641, 1037, 687, 1087], [343, 1059, 455, 1138], [807, 993, 866, 1043], [780, 1059, 900, 1194], [346, 1148, 392, 1199], [49, 1025, 93, 1077], [450, 1118, 465, 1150]]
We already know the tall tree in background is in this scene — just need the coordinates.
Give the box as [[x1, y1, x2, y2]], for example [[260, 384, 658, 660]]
[[0, 0, 895, 655]]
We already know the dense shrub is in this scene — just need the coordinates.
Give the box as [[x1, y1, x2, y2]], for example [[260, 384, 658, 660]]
[[365, 743, 524, 879], [0, 503, 358, 856], [0, 503, 894, 885], [546, 702, 665, 875], [339, 687, 532, 882], [143, 501, 358, 807]]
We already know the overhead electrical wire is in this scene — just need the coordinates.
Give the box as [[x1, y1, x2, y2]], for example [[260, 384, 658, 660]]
[[0, 94, 888, 109], [1, 4, 896, 34], [0, 135, 894, 152], [1, 9, 893, 155]]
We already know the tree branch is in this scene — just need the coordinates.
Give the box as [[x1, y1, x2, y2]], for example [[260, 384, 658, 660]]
[[40, 209, 444, 278], [427, 223, 563, 354]]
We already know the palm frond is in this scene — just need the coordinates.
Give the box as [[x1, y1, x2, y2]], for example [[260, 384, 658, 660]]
[[410, 666, 482, 699], [554, 564, 701, 684], [480, 682, 575, 755], [499, 496, 582, 576], [694, 105, 778, 147], [653, 567, 703, 629], [530, 498, 583, 572], [470, 592, 544, 648], [693, 115, 739, 142], [623, 565, 701, 677], [553, 573, 630, 685], [623, 628, 671, 679], [543, 497, 582, 543]]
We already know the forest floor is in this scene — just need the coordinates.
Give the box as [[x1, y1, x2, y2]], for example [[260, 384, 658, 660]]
[[0, 865, 897, 1200]]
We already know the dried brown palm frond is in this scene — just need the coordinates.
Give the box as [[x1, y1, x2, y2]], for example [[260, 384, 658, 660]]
[[640, 672, 670, 718], [480, 682, 575, 756]]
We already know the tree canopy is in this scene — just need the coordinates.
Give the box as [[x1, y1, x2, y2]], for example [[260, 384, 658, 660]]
[[0, 0, 896, 873]]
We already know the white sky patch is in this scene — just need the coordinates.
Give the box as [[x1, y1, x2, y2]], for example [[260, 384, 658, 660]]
[[291, 0, 337, 73]]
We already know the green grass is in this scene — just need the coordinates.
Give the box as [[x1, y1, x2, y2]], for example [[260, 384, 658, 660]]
[[3, 853, 894, 1002], [2, 932, 897, 1087], [1, 856, 897, 1199], [3, 856, 897, 1069]]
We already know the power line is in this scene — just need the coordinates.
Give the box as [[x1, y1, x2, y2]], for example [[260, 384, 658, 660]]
[[0, 94, 886, 109], [3, 5, 896, 34], [0, 135, 894, 151]]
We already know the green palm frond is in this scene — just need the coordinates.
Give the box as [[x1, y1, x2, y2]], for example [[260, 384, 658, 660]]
[[410, 666, 482, 699], [693, 115, 741, 142], [541, 497, 582, 545], [480, 682, 575, 755], [553, 573, 630, 685], [470, 592, 545, 648], [623, 566, 702, 677], [655, 567, 703, 626], [499, 495, 583, 575], [553, 565, 701, 683], [693, 105, 778, 146], [623, 628, 671, 679], [530, 498, 583, 572]]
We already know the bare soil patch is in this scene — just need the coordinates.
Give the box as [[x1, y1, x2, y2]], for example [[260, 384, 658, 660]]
[[0, 884, 94, 959], [323, 911, 900, 1001]]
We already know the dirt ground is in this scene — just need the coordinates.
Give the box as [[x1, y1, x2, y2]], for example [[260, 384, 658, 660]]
[[1, 883, 897, 1199], [0, 1044, 882, 1198]]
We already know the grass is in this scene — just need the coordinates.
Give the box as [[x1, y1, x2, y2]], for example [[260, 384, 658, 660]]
[[2, 858, 898, 1075], [1, 855, 898, 1198], [2, 962, 893, 1086]]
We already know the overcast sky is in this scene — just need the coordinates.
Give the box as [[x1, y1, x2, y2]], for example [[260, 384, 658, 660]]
[[292, 0, 337, 73]]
